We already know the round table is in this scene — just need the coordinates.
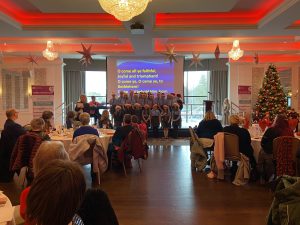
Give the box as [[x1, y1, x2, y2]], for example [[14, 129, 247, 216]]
[[0, 192, 15, 225]]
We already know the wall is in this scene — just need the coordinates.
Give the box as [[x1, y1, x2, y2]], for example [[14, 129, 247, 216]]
[[0, 56, 64, 128], [228, 61, 300, 112]]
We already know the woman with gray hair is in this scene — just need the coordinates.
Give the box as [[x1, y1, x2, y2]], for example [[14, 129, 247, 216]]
[[19, 141, 70, 223], [30, 118, 51, 141], [73, 112, 99, 139]]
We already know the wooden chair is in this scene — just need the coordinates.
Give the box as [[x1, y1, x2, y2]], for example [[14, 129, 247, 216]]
[[273, 136, 300, 176]]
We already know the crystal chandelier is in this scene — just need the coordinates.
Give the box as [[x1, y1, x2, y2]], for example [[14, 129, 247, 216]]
[[228, 40, 244, 61], [42, 41, 58, 61], [98, 0, 151, 21]]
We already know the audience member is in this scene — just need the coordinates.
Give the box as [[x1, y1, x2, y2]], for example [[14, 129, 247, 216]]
[[73, 113, 98, 139], [77, 188, 119, 225], [0, 108, 26, 182], [223, 115, 256, 176], [20, 141, 70, 224], [26, 160, 86, 225], [196, 111, 223, 139], [41, 111, 54, 133], [258, 114, 294, 181], [66, 111, 76, 129], [29, 118, 51, 140], [99, 109, 113, 129]]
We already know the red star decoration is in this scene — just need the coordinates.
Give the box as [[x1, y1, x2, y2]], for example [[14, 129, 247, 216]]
[[214, 44, 220, 59], [26, 55, 38, 65], [76, 43, 95, 66]]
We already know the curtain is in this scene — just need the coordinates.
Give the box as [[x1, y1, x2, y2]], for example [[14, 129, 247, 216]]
[[64, 70, 86, 113], [209, 70, 228, 116]]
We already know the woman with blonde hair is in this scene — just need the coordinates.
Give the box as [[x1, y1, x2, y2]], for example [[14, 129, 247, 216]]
[[196, 111, 223, 139], [99, 109, 113, 129]]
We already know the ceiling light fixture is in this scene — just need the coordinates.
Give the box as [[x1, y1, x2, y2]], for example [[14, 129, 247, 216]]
[[42, 41, 58, 61], [98, 0, 151, 21], [228, 40, 244, 60]]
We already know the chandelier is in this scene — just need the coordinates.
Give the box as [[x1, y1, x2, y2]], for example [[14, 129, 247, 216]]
[[42, 41, 58, 61], [228, 40, 244, 61], [98, 0, 151, 21]]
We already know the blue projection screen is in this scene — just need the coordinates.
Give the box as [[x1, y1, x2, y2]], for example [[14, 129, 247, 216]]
[[107, 57, 184, 97]]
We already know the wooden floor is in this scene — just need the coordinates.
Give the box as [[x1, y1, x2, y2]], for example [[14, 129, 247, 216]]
[[1, 138, 273, 225]]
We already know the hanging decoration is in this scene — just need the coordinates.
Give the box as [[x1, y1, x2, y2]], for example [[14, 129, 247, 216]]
[[76, 43, 95, 66], [214, 44, 220, 59], [26, 55, 38, 65], [42, 41, 59, 61], [189, 53, 203, 69], [254, 53, 259, 64], [228, 40, 244, 60], [160, 45, 177, 63]]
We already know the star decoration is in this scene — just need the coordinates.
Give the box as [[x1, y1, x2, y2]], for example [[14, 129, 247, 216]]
[[26, 55, 38, 65], [214, 44, 220, 59], [254, 53, 259, 64], [76, 43, 95, 66], [189, 53, 203, 69], [160, 45, 177, 63]]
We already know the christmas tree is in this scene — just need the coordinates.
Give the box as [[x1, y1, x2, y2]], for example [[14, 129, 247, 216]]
[[255, 64, 287, 120]]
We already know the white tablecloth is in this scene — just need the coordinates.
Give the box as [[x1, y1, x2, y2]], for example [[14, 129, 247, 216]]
[[51, 134, 113, 153], [251, 138, 262, 162], [0, 193, 15, 225]]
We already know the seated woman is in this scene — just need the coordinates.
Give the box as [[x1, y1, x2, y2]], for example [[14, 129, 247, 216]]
[[258, 114, 294, 181], [99, 109, 113, 129], [20, 141, 70, 225], [196, 111, 223, 139], [41, 111, 54, 133], [223, 115, 256, 172], [66, 111, 76, 129], [73, 112, 99, 139], [29, 118, 51, 141], [26, 160, 86, 225]]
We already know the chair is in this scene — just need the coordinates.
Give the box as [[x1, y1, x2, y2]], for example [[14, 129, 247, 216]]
[[116, 128, 147, 176], [273, 136, 300, 176], [288, 119, 298, 131], [224, 132, 240, 161], [69, 134, 108, 185], [10, 133, 43, 186]]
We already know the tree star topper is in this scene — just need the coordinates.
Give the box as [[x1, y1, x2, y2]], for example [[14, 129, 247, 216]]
[[160, 45, 177, 63], [26, 55, 38, 65], [189, 53, 203, 69], [76, 43, 95, 66]]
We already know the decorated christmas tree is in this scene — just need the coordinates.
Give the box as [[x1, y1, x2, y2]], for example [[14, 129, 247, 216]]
[[255, 64, 287, 120]]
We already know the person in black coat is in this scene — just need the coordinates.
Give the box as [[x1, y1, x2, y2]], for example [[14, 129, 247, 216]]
[[0, 109, 26, 182], [196, 111, 223, 139], [77, 188, 119, 225], [223, 115, 256, 168]]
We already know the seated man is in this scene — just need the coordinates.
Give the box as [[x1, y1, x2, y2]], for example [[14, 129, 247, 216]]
[[0, 108, 26, 182], [73, 113, 99, 140]]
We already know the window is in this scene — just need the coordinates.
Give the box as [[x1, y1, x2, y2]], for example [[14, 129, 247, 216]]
[[85, 71, 107, 104], [182, 71, 210, 127], [1, 69, 30, 110]]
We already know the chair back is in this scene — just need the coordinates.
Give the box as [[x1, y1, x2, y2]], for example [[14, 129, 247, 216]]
[[189, 126, 197, 143], [273, 136, 300, 160], [224, 132, 240, 161], [273, 136, 300, 176]]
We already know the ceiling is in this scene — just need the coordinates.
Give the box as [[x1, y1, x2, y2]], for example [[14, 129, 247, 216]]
[[0, 0, 300, 62]]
